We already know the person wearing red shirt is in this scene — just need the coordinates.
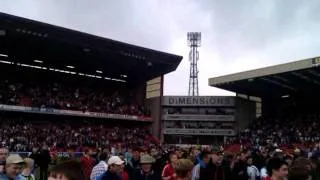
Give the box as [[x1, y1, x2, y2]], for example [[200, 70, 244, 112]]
[[122, 168, 129, 180], [80, 149, 95, 179], [162, 153, 178, 180]]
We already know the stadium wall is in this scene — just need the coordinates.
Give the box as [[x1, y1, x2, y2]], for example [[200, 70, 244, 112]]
[[145, 76, 163, 138], [235, 97, 256, 131]]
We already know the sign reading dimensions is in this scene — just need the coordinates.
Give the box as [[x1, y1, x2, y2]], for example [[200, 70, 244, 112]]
[[163, 96, 235, 107]]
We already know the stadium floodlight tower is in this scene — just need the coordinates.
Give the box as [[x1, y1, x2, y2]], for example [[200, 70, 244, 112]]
[[187, 32, 201, 96]]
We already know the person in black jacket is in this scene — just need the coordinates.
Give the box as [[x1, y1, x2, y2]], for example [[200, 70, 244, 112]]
[[204, 150, 232, 180], [126, 148, 140, 180], [232, 151, 249, 180], [132, 154, 161, 180], [38, 145, 51, 180]]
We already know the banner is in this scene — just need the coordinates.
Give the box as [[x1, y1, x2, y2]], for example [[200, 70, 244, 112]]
[[163, 114, 235, 121], [0, 104, 151, 122], [163, 96, 235, 107], [163, 128, 235, 136]]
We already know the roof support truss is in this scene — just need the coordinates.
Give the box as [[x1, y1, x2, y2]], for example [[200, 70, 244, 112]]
[[291, 72, 320, 86], [260, 77, 297, 91]]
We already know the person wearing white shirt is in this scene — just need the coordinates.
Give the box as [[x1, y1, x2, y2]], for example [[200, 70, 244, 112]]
[[260, 167, 268, 180], [247, 157, 259, 180], [90, 153, 108, 180]]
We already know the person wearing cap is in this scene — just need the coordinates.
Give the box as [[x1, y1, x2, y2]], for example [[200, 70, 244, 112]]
[[0, 154, 25, 180], [132, 154, 161, 180], [97, 156, 124, 180]]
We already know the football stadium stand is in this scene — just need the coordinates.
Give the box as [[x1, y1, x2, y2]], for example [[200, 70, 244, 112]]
[[0, 12, 182, 152], [209, 56, 320, 153]]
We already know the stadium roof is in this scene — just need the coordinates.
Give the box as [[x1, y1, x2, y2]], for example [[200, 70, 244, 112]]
[[0, 12, 182, 84], [209, 56, 320, 98]]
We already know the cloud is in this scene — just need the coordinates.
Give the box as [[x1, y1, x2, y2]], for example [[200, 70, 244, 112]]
[[165, 0, 320, 95], [1, 0, 320, 96]]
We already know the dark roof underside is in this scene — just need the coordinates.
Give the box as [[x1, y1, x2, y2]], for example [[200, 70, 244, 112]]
[[0, 12, 182, 84], [209, 57, 320, 98]]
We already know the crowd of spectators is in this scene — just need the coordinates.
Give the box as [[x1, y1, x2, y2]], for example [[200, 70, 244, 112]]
[[0, 78, 150, 116], [235, 113, 320, 154], [0, 70, 319, 179], [0, 116, 158, 153], [1, 142, 319, 180]]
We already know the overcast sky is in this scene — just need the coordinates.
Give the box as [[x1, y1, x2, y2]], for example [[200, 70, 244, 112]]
[[1, 0, 320, 96]]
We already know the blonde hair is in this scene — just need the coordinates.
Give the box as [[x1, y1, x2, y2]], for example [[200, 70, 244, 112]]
[[174, 159, 194, 178]]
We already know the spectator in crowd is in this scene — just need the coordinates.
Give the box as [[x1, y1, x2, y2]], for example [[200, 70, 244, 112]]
[[98, 156, 124, 180], [288, 165, 311, 180], [260, 158, 269, 180], [1, 154, 25, 180], [28, 147, 39, 178], [121, 165, 129, 180], [126, 148, 141, 179], [247, 156, 260, 180], [132, 154, 161, 180], [284, 155, 294, 167], [232, 150, 249, 180], [0, 147, 9, 174], [81, 149, 95, 179], [38, 145, 51, 180], [208, 149, 232, 180], [124, 148, 132, 164], [191, 151, 211, 180], [48, 160, 86, 180], [0, 147, 9, 162], [91, 153, 109, 180], [174, 159, 194, 180], [162, 152, 178, 180], [150, 148, 167, 175], [18, 158, 35, 180], [265, 158, 288, 180]]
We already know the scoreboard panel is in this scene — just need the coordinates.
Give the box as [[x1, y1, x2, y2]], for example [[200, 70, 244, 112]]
[[162, 96, 236, 145]]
